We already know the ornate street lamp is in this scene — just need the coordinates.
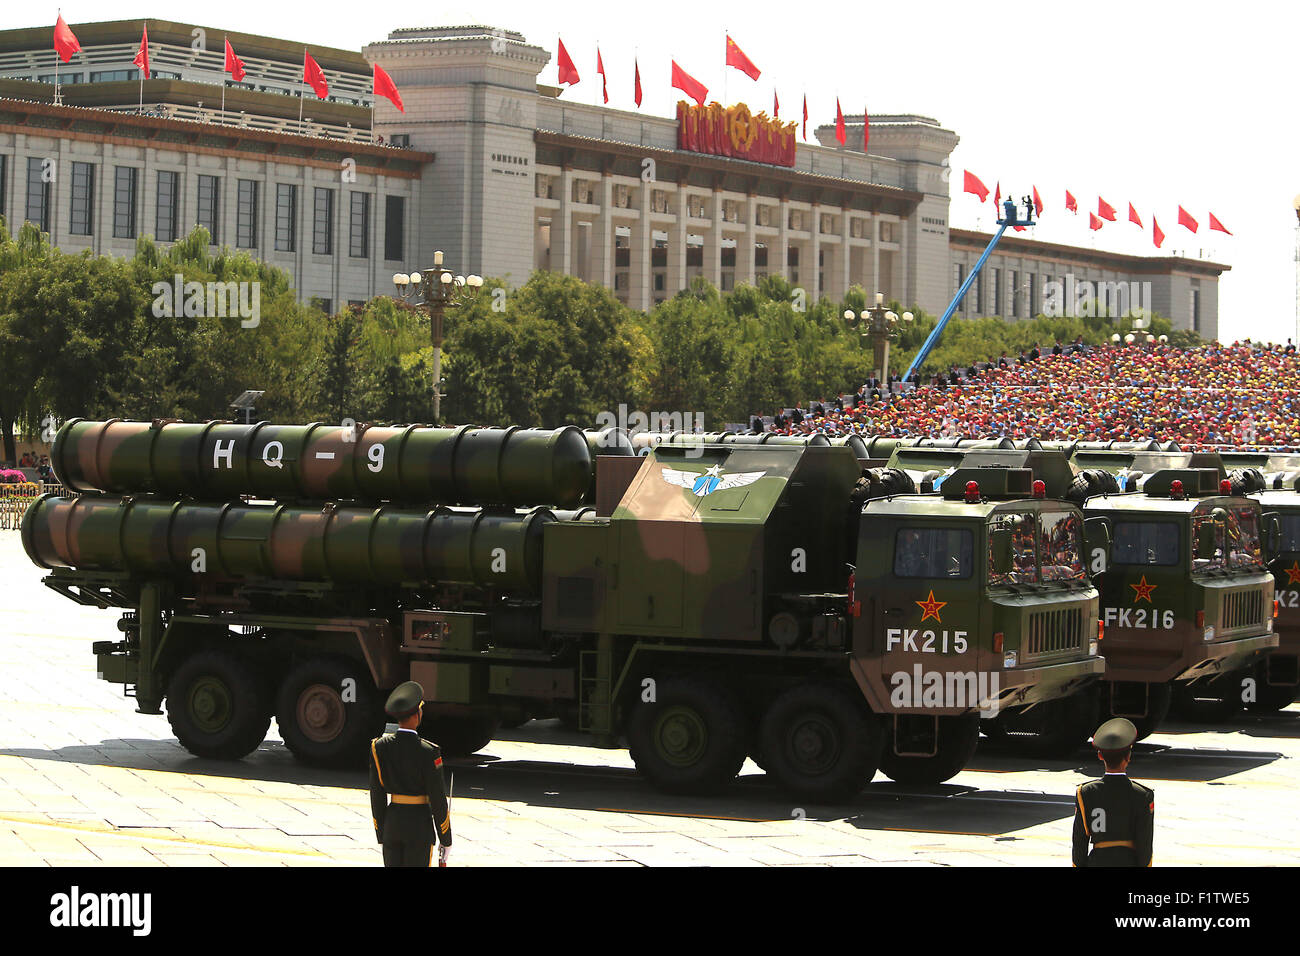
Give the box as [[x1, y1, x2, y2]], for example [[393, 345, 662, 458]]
[[844, 292, 914, 384], [393, 251, 483, 423], [1109, 314, 1166, 349]]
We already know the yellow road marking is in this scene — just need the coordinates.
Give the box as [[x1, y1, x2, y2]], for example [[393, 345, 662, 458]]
[[596, 807, 774, 823], [0, 812, 327, 857]]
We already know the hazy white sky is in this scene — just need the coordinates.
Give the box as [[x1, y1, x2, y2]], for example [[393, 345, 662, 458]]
[[11, 1, 1299, 343]]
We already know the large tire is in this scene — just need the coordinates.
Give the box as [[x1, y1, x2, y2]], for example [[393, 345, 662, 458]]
[[275, 656, 386, 768], [879, 714, 980, 785], [1245, 658, 1300, 712], [1102, 681, 1171, 741], [758, 684, 885, 802], [626, 676, 747, 794], [419, 714, 500, 756], [1170, 672, 1244, 723], [166, 648, 272, 760]]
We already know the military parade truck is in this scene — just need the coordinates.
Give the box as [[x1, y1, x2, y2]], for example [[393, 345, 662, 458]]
[[875, 437, 1280, 736], [22, 418, 1105, 801]]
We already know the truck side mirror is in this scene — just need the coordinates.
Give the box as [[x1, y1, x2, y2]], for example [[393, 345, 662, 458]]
[[991, 527, 1013, 575], [1264, 512, 1282, 561], [1084, 516, 1111, 575]]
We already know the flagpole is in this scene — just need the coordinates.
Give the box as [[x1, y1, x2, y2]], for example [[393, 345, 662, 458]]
[[722, 26, 728, 106]]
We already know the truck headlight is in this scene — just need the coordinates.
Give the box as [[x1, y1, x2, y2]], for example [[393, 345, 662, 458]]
[[1203, 626, 1215, 642], [1266, 618, 1274, 633], [1088, 639, 1098, 656], [1003, 650, 1018, 668]]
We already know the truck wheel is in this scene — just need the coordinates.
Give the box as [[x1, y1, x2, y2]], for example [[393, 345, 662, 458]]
[[166, 649, 272, 760], [420, 714, 500, 756], [879, 714, 980, 785], [758, 684, 885, 802], [275, 657, 385, 768], [627, 676, 746, 794], [1245, 660, 1300, 713], [1102, 681, 1171, 741], [1170, 673, 1243, 723]]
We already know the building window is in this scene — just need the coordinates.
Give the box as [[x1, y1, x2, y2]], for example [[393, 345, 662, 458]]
[[384, 195, 405, 261], [972, 272, 982, 314], [25, 157, 50, 233], [1190, 289, 1201, 334], [196, 175, 219, 243], [311, 297, 333, 314], [953, 262, 964, 295], [112, 166, 138, 239], [275, 184, 297, 252], [349, 192, 370, 258], [89, 69, 140, 83], [236, 180, 258, 248], [653, 272, 666, 292], [312, 187, 334, 256], [68, 162, 94, 236], [156, 170, 179, 241], [37, 72, 83, 84]]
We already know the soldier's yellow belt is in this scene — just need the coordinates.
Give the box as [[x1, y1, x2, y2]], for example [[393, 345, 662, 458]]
[[1092, 840, 1136, 850], [390, 794, 429, 805]]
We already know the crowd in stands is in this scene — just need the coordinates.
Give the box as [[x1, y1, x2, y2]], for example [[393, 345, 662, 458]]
[[759, 339, 1300, 450]]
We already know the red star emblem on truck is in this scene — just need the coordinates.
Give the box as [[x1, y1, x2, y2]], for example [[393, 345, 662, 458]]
[[916, 590, 947, 623], [1131, 575, 1157, 603], [1286, 561, 1300, 586]]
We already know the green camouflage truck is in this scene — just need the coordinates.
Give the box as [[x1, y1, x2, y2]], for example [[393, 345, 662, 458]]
[[23, 419, 1103, 800], [882, 440, 1281, 736]]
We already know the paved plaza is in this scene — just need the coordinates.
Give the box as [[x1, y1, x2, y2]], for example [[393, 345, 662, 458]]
[[1, 531, 1296, 867]]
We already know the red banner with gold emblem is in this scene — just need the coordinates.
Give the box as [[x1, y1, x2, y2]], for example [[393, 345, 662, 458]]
[[677, 101, 797, 168]]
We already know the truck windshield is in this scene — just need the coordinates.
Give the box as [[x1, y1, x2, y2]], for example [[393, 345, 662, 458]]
[[1192, 504, 1262, 572], [1111, 521, 1180, 566], [1281, 513, 1300, 552], [894, 527, 973, 579], [1038, 510, 1087, 581], [988, 511, 1039, 585]]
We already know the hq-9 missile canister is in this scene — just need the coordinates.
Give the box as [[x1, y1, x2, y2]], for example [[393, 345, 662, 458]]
[[50, 419, 597, 508], [22, 494, 553, 592]]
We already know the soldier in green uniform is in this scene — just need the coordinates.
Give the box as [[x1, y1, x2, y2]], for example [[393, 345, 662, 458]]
[[1072, 717, 1155, 867], [369, 681, 454, 867]]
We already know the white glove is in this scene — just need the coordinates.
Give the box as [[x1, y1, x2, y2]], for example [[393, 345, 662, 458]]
[[438, 844, 450, 866]]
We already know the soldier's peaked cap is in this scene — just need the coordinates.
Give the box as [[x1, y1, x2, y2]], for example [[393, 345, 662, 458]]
[[385, 681, 424, 719], [1089, 717, 1137, 751]]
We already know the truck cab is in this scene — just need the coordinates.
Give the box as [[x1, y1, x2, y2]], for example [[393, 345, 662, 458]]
[[1247, 476, 1300, 711]]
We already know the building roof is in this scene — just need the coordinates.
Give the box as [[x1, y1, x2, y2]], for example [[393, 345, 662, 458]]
[[949, 227, 1231, 276], [0, 18, 369, 75]]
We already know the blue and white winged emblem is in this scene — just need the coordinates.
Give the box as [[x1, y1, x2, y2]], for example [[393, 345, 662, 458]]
[[661, 464, 766, 498]]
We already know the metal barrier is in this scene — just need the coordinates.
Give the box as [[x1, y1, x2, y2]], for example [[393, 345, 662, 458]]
[[0, 483, 71, 531]]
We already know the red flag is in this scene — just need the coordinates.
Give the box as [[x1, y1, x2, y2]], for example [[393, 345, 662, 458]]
[[303, 50, 329, 99], [1013, 225, 1026, 233], [1032, 185, 1043, 217], [596, 47, 608, 104], [1178, 205, 1198, 232], [835, 98, 845, 145], [373, 63, 404, 112], [53, 14, 80, 63], [224, 38, 246, 83], [773, 90, 779, 119], [802, 95, 808, 141], [863, 107, 869, 151], [725, 35, 760, 80], [994, 181, 1001, 213], [556, 38, 580, 87], [1097, 197, 1117, 221], [1128, 203, 1142, 228], [634, 59, 642, 107], [1209, 212, 1232, 235], [1065, 190, 1077, 214], [133, 25, 150, 79], [1089, 212, 1103, 231], [963, 171, 989, 202], [671, 61, 707, 106], [1153, 216, 1165, 249]]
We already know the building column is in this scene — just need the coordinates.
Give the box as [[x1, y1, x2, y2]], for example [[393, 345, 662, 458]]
[[777, 196, 790, 282], [667, 189, 687, 294], [738, 193, 757, 287], [630, 183, 652, 311], [552, 167, 573, 275], [900, 216, 912, 307], [810, 201, 822, 302], [871, 216, 882, 298], [708, 187, 723, 290], [591, 173, 613, 290], [840, 207, 853, 297]]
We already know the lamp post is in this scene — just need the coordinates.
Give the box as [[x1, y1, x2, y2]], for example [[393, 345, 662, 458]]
[[393, 250, 483, 423], [844, 292, 914, 384], [1109, 314, 1166, 350]]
